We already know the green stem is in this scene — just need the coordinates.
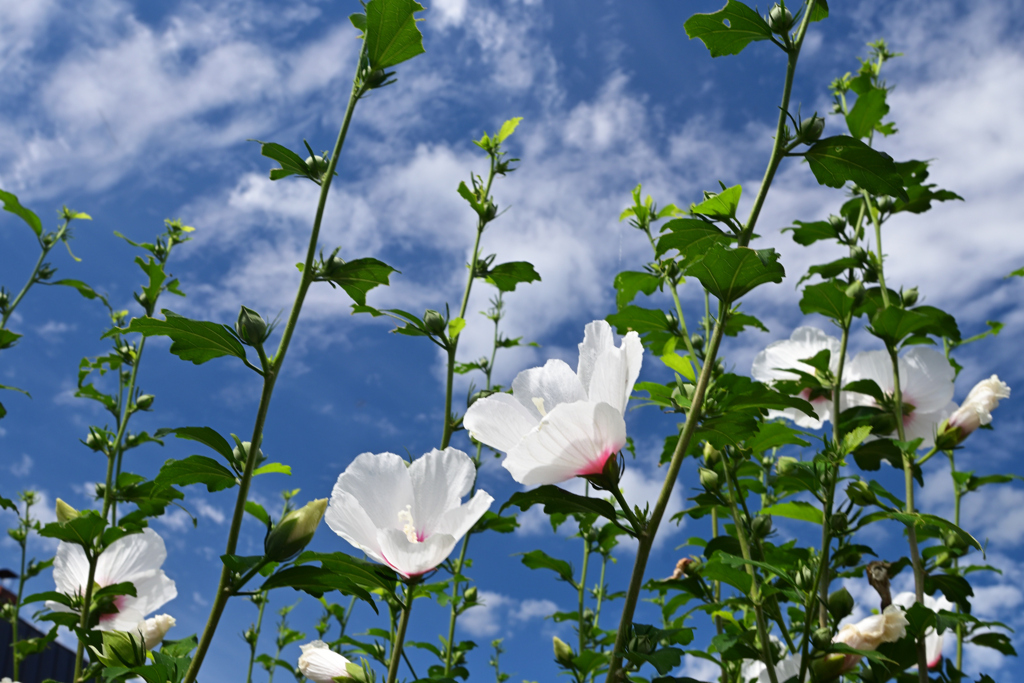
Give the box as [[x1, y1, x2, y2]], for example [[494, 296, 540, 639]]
[[387, 584, 416, 683], [578, 531, 592, 656], [604, 316, 726, 682], [11, 500, 32, 682], [181, 53, 366, 683], [916, 446, 939, 468], [246, 596, 267, 683], [609, 479, 643, 535], [1, 218, 71, 330], [863, 190, 890, 309], [722, 458, 779, 683], [443, 534, 472, 676], [740, 0, 817, 244], [952, 451, 963, 670], [72, 553, 99, 683], [889, 347, 929, 683]]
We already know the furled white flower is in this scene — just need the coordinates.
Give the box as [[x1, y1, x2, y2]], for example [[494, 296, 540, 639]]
[[298, 640, 352, 681], [833, 604, 909, 673], [945, 375, 1011, 442], [844, 347, 955, 447], [138, 613, 176, 650], [751, 327, 842, 429], [892, 592, 953, 668], [753, 654, 803, 683], [46, 528, 177, 632], [463, 320, 642, 485], [2, 678, 22, 683], [326, 448, 493, 578]]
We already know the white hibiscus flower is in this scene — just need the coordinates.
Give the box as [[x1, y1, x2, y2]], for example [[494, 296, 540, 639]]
[[463, 320, 642, 485], [46, 528, 177, 633], [892, 591, 954, 668], [325, 447, 493, 578], [751, 326, 843, 429], [298, 640, 352, 681]]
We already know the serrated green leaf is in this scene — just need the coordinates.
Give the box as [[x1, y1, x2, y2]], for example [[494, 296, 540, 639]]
[[804, 136, 909, 201], [655, 219, 732, 262], [364, 0, 426, 70], [261, 565, 377, 609], [501, 485, 619, 525], [688, 246, 785, 304], [518, 549, 575, 584], [253, 462, 291, 476], [124, 310, 247, 365], [785, 219, 841, 246], [0, 188, 42, 236], [324, 257, 397, 306], [494, 117, 522, 144], [154, 426, 236, 464], [155, 456, 238, 492], [760, 501, 823, 525], [614, 271, 661, 308], [255, 141, 312, 181], [845, 87, 889, 139], [684, 1, 773, 58], [52, 279, 100, 300], [800, 280, 853, 322], [691, 185, 742, 219], [485, 261, 540, 292]]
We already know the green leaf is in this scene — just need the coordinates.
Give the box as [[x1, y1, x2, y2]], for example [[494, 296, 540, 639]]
[[684, 1, 773, 58], [53, 279, 101, 300], [472, 510, 518, 534], [518, 550, 575, 584], [124, 310, 247, 365], [722, 311, 768, 336], [808, 0, 829, 21], [364, 0, 426, 70], [606, 305, 672, 335], [744, 422, 810, 452], [691, 185, 742, 220], [867, 306, 930, 347], [613, 271, 661, 308], [501, 486, 619, 526], [253, 462, 291, 476], [255, 141, 313, 181], [155, 456, 238, 492], [0, 329, 22, 350], [970, 632, 1017, 656], [852, 438, 903, 471], [485, 261, 541, 292], [800, 280, 853, 323], [925, 573, 974, 612], [625, 646, 685, 676], [221, 554, 266, 574], [661, 350, 696, 382], [688, 246, 785, 304], [0, 188, 42, 236], [295, 551, 398, 593], [892, 160, 964, 214], [799, 256, 861, 284], [785, 219, 840, 246], [760, 501, 823, 525], [260, 566, 377, 608], [38, 512, 106, 548], [154, 426, 236, 465], [655, 219, 732, 262], [245, 501, 271, 526], [803, 136, 909, 201], [494, 117, 522, 144], [324, 257, 397, 306], [845, 87, 889, 139]]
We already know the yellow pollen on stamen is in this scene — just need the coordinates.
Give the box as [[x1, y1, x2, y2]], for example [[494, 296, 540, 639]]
[[532, 397, 547, 416], [397, 505, 419, 543]]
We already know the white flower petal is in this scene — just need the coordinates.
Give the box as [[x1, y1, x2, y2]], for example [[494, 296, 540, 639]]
[[298, 640, 352, 682], [845, 349, 895, 404], [757, 654, 803, 683], [409, 448, 477, 533], [511, 359, 587, 419], [504, 401, 626, 485], [95, 528, 168, 585], [139, 614, 175, 650], [577, 320, 616, 392], [326, 480, 390, 567], [577, 321, 642, 413], [892, 592, 949, 668], [903, 402, 957, 447], [433, 490, 494, 542], [377, 528, 457, 577], [900, 347, 955, 413], [752, 327, 841, 382], [51, 541, 90, 598], [463, 392, 538, 453], [331, 452, 413, 531]]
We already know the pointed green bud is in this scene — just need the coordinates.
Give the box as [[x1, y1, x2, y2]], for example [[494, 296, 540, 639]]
[[751, 514, 772, 539], [85, 430, 107, 452], [552, 636, 575, 667], [698, 467, 719, 491], [703, 441, 721, 466], [776, 456, 799, 476], [811, 626, 833, 651], [56, 498, 80, 525], [828, 587, 855, 622], [829, 512, 848, 534], [846, 480, 877, 507], [423, 309, 446, 336], [799, 115, 825, 143], [232, 441, 266, 471], [828, 214, 846, 231], [767, 4, 794, 33], [305, 155, 329, 181], [811, 652, 846, 681], [135, 394, 155, 411], [264, 498, 328, 562], [901, 287, 919, 307], [845, 280, 866, 307], [463, 586, 478, 604], [235, 306, 270, 347], [93, 630, 148, 668]]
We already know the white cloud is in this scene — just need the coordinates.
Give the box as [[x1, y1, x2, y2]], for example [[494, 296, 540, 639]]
[[194, 498, 226, 525], [9, 453, 32, 477], [155, 507, 193, 533], [674, 654, 721, 682], [458, 590, 557, 639]]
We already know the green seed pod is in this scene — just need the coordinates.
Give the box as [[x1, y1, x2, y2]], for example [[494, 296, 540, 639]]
[[423, 309, 447, 336], [699, 467, 720, 491], [767, 4, 794, 33], [235, 306, 270, 347], [264, 498, 328, 562], [690, 333, 704, 350]]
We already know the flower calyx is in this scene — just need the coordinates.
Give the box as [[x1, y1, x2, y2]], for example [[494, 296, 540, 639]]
[[265, 498, 328, 562]]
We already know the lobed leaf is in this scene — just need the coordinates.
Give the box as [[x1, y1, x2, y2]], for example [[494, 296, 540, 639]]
[[684, 1, 773, 58], [803, 136, 909, 201]]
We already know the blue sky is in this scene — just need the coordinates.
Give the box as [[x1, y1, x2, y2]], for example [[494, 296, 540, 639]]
[[2, 0, 1024, 681]]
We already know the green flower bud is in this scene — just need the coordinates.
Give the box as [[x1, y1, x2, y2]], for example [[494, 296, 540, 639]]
[[699, 467, 719, 491], [751, 514, 773, 539], [795, 565, 816, 591], [690, 333, 704, 350], [93, 630, 148, 668], [811, 626, 833, 651], [901, 287, 919, 308], [232, 441, 267, 471], [845, 280, 866, 307], [811, 652, 846, 681], [942, 529, 969, 552], [56, 498, 80, 525], [85, 430, 107, 452], [828, 587, 855, 622], [877, 196, 895, 212], [776, 456, 799, 476], [799, 115, 825, 143], [135, 394, 155, 411], [264, 498, 328, 562], [423, 309, 447, 336], [552, 636, 575, 667], [362, 67, 389, 89], [703, 441, 721, 466], [235, 306, 270, 347], [767, 4, 793, 33], [828, 214, 846, 231], [305, 155, 329, 180], [846, 480, 877, 507], [829, 511, 848, 534], [464, 586, 478, 604]]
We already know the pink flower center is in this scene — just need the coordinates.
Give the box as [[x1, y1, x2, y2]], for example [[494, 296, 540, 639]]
[[575, 446, 616, 477]]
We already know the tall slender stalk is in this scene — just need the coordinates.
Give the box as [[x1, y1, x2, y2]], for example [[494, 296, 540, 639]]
[[181, 48, 367, 683], [604, 4, 817, 679], [72, 554, 99, 682], [1, 215, 74, 330], [387, 584, 416, 683], [949, 451, 964, 670]]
